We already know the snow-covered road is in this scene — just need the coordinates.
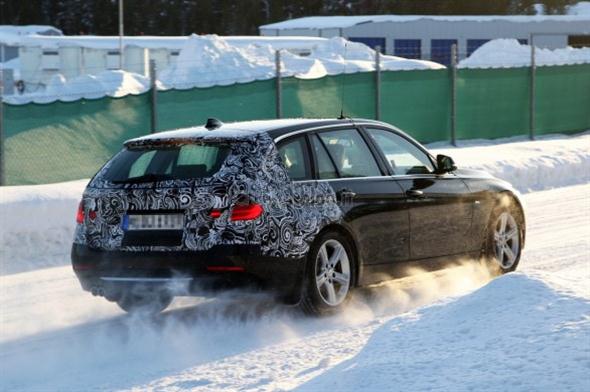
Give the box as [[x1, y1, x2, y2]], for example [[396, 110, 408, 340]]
[[1, 183, 588, 391]]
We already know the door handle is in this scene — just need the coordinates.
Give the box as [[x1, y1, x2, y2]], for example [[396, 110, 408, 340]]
[[337, 189, 357, 200], [405, 189, 424, 198]]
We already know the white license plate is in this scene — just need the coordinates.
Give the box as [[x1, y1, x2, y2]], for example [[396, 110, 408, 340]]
[[125, 214, 184, 230]]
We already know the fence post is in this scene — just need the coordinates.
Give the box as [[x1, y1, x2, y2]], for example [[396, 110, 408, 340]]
[[149, 59, 157, 134], [375, 45, 381, 121], [275, 50, 282, 119], [529, 34, 536, 141], [0, 64, 4, 186], [450, 43, 458, 146]]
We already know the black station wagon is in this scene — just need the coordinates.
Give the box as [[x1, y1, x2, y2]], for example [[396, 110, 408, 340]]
[[72, 118, 525, 314]]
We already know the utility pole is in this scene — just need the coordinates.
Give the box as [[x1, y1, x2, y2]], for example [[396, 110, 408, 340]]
[[119, 0, 124, 70]]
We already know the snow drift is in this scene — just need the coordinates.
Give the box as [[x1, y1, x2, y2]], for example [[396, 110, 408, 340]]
[[299, 274, 590, 392], [5, 35, 443, 104], [459, 38, 590, 68], [430, 132, 590, 192], [0, 179, 87, 275], [157, 35, 443, 89]]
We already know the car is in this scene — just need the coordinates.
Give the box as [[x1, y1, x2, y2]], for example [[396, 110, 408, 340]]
[[71, 118, 525, 315]]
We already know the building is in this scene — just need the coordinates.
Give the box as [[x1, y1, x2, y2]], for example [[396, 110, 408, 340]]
[[259, 15, 590, 65], [0, 30, 327, 94]]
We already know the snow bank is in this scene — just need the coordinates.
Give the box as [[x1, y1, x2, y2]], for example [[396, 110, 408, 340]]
[[5, 35, 443, 103], [459, 38, 590, 68], [6, 70, 152, 104], [429, 132, 590, 192], [1, 132, 587, 275], [300, 273, 590, 391], [0, 180, 87, 275], [160, 35, 442, 89], [567, 1, 590, 15]]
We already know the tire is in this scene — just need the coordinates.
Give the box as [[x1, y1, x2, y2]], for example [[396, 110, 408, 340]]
[[300, 231, 355, 316], [483, 204, 523, 275], [116, 288, 173, 314]]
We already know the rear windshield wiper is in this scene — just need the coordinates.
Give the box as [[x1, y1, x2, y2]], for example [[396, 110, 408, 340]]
[[111, 173, 173, 184]]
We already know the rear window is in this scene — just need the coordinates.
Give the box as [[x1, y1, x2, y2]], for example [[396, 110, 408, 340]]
[[102, 144, 230, 183]]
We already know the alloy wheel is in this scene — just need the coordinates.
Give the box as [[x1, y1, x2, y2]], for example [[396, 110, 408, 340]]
[[315, 239, 351, 306], [493, 212, 520, 269]]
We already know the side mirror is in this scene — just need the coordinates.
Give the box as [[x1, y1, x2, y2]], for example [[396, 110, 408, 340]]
[[436, 154, 457, 174]]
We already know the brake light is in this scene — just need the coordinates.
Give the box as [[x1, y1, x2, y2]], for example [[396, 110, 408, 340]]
[[230, 203, 263, 221], [209, 203, 264, 221], [76, 201, 84, 224]]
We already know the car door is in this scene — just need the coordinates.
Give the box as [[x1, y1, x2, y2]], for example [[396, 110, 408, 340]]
[[363, 127, 473, 260], [311, 127, 410, 267]]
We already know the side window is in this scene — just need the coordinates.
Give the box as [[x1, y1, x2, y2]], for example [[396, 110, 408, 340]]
[[318, 129, 381, 178], [277, 136, 312, 181], [310, 134, 338, 179], [366, 128, 434, 175]]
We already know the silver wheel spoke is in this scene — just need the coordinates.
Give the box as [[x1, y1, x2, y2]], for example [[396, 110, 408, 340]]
[[316, 274, 327, 287], [499, 213, 508, 233], [503, 245, 515, 262], [319, 245, 329, 267], [333, 272, 349, 285], [325, 282, 337, 304], [505, 227, 518, 241], [329, 244, 344, 266]]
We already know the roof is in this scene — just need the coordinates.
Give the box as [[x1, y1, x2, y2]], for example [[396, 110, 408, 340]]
[[0, 33, 327, 49], [260, 14, 590, 30], [126, 118, 362, 145]]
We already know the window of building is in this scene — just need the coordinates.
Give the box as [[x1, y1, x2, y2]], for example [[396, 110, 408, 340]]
[[431, 39, 458, 66], [394, 39, 422, 59], [347, 37, 386, 52]]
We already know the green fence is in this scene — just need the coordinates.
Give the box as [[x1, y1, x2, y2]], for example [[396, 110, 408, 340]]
[[2, 63, 590, 185]]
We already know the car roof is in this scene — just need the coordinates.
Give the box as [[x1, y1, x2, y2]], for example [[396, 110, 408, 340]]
[[125, 118, 388, 145]]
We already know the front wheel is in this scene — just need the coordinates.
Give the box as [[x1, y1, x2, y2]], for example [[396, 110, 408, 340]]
[[300, 232, 354, 316], [116, 289, 173, 314], [484, 207, 522, 275]]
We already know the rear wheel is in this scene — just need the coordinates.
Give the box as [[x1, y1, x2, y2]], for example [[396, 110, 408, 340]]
[[116, 289, 173, 314], [484, 206, 522, 275], [300, 232, 354, 316]]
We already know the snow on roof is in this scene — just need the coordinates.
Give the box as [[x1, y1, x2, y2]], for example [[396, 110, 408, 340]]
[[260, 14, 590, 30], [0, 25, 63, 36], [127, 119, 331, 144], [0, 33, 328, 50]]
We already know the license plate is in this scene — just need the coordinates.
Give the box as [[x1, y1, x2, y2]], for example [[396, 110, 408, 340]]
[[123, 213, 184, 231]]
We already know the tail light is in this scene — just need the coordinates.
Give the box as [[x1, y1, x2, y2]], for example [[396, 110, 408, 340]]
[[210, 202, 263, 221], [76, 201, 84, 224]]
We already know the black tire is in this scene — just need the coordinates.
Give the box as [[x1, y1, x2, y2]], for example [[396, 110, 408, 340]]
[[116, 288, 173, 314], [299, 231, 355, 316], [483, 204, 523, 275]]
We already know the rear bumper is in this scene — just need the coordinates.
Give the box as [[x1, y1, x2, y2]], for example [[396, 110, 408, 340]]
[[71, 244, 305, 296]]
